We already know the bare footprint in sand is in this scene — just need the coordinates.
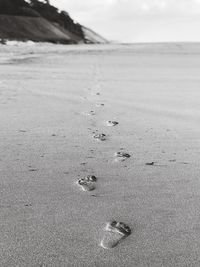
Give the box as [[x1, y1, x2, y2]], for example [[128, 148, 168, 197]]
[[82, 111, 96, 116], [88, 111, 96, 116], [91, 92, 100, 96], [93, 133, 106, 141], [114, 152, 131, 161], [106, 121, 119, 127], [145, 162, 155, 166], [96, 103, 104, 107], [77, 175, 97, 191], [100, 221, 131, 249]]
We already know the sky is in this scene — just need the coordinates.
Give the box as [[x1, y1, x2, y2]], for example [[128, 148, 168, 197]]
[[50, 0, 200, 42]]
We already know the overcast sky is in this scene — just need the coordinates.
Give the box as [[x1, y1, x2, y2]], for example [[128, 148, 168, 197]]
[[51, 0, 200, 42]]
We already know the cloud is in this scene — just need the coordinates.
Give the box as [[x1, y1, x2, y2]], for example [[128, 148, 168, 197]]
[[50, 0, 200, 42], [51, 0, 200, 15]]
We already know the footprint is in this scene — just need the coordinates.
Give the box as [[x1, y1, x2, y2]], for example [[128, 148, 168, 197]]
[[82, 111, 96, 116], [76, 175, 97, 191], [25, 203, 32, 207], [100, 221, 131, 249], [106, 121, 119, 127], [145, 162, 155, 166], [91, 92, 100, 96], [114, 152, 131, 161], [88, 111, 96, 116], [93, 133, 106, 141], [96, 103, 104, 107]]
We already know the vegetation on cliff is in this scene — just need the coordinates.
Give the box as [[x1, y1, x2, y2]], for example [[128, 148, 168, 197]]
[[0, 0, 84, 40]]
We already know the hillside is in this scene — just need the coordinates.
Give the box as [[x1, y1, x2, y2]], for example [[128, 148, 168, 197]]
[[0, 15, 74, 43], [82, 26, 108, 44], [0, 0, 107, 44]]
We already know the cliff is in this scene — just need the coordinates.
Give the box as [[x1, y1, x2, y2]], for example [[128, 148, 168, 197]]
[[0, 15, 73, 44], [0, 0, 107, 44], [82, 26, 109, 44]]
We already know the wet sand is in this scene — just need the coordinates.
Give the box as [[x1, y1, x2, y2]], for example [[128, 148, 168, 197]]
[[1, 43, 200, 266]]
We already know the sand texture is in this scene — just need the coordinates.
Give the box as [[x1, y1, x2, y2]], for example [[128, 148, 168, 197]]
[[1, 43, 200, 266]]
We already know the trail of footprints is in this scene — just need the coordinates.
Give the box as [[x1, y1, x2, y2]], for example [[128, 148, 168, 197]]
[[76, 65, 132, 249]]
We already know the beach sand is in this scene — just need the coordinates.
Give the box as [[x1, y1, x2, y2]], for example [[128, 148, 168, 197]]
[[1, 42, 200, 266]]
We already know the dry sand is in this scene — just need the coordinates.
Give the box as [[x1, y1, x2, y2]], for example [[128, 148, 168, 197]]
[[1, 42, 200, 266]]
